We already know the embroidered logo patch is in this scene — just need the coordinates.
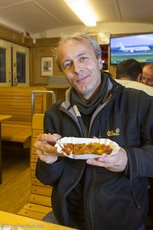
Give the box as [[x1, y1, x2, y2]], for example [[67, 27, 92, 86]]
[[107, 128, 120, 136]]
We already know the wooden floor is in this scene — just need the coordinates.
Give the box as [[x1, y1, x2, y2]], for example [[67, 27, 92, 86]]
[[0, 142, 31, 214]]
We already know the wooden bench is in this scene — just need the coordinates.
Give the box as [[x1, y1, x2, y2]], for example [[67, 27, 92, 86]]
[[18, 113, 52, 220], [0, 87, 55, 148]]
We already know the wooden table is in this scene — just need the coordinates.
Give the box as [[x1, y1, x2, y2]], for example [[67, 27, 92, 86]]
[[0, 115, 12, 184], [0, 211, 76, 230]]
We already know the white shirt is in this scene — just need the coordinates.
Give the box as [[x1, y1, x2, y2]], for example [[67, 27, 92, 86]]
[[115, 79, 153, 96]]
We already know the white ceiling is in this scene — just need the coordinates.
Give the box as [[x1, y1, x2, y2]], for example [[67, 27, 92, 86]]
[[0, 0, 153, 36]]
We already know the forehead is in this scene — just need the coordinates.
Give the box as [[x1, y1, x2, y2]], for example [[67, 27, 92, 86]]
[[143, 66, 153, 76], [58, 38, 94, 58], [143, 65, 153, 71]]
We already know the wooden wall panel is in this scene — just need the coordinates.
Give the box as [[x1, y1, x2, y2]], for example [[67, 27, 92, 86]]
[[0, 25, 32, 47], [31, 46, 63, 85]]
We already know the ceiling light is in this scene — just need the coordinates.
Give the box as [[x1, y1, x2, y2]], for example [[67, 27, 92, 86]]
[[64, 0, 97, 26]]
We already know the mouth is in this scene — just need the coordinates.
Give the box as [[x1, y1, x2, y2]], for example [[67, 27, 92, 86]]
[[76, 75, 89, 83]]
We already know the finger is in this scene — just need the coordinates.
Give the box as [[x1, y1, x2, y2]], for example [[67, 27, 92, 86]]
[[36, 133, 50, 142], [34, 140, 44, 149], [45, 155, 58, 164], [43, 143, 59, 155], [86, 158, 105, 166], [36, 149, 44, 158], [33, 141, 47, 153], [36, 149, 58, 163], [43, 149, 60, 156], [34, 140, 58, 155], [97, 156, 117, 164], [39, 153, 58, 163], [50, 133, 61, 142], [36, 133, 61, 143], [97, 157, 121, 168], [87, 158, 117, 168]]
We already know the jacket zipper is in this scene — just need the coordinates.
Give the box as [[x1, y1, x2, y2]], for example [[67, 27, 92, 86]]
[[131, 189, 141, 209], [62, 163, 86, 223]]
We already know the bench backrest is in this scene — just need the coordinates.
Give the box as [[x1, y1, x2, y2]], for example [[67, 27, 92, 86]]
[[31, 114, 52, 208], [0, 87, 49, 126]]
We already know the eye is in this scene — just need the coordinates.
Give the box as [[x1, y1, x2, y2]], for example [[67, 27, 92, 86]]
[[79, 56, 88, 62], [63, 61, 72, 70]]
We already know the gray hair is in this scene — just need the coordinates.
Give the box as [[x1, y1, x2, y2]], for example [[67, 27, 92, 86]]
[[56, 33, 102, 71]]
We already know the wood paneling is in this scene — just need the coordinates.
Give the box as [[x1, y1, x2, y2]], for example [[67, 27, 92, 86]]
[[0, 25, 33, 47], [31, 46, 63, 85]]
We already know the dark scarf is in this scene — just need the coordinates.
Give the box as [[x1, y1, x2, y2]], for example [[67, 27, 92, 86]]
[[70, 74, 108, 115], [67, 74, 110, 228]]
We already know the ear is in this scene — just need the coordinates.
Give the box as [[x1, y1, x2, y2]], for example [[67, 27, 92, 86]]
[[137, 73, 142, 82], [98, 56, 103, 70]]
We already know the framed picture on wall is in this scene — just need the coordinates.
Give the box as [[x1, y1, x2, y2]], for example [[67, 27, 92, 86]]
[[41, 57, 53, 76]]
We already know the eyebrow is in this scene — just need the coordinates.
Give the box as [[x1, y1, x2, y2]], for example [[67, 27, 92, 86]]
[[62, 52, 89, 64]]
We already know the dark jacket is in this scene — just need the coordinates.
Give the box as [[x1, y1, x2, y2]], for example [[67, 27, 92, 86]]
[[36, 74, 153, 230]]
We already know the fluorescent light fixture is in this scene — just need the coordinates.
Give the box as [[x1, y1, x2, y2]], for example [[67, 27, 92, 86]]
[[64, 0, 97, 26]]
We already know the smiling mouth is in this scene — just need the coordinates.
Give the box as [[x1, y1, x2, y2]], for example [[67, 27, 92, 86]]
[[77, 75, 89, 83]]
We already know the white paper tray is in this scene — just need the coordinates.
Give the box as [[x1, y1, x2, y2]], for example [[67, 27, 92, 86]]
[[55, 137, 120, 160]]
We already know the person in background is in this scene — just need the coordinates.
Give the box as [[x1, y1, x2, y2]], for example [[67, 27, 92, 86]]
[[141, 63, 153, 86], [115, 78, 153, 96], [115, 59, 153, 95], [116, 58, 142, 81], [34, 34, 153, 230]]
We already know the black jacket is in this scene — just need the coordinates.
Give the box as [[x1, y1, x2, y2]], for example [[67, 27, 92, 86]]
[[36, 75, 153, 230]]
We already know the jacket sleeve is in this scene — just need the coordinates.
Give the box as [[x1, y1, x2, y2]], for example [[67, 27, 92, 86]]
[[36, 103, 64, 186], [36, 158, 64, 185], [44, 108, 57, 134], [126, 93, 153, 179]]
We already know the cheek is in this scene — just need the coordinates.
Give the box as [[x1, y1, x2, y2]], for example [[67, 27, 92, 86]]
[[90, 59, 102, 72], [63, 71, 74, 83]]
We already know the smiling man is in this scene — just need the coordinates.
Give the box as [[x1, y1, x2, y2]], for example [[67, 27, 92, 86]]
[[34, 34, 153, 230]]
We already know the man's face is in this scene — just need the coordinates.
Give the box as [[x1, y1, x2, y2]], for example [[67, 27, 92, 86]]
[[58, 39, 102, 100], [141, 67, 153, 87]]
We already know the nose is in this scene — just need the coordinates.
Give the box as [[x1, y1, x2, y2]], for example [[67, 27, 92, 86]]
[[72, 61, 81, 73]]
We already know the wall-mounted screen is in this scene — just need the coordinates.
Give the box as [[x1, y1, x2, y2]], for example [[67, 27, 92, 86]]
[[110, 33, 153, 64]]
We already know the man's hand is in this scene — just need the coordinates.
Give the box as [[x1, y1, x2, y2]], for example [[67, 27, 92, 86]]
[[34, 133, 61, 164], [86, 147, 128, 172]]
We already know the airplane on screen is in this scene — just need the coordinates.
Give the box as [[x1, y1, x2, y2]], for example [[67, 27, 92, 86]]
[[119, 43, 150, 52]]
